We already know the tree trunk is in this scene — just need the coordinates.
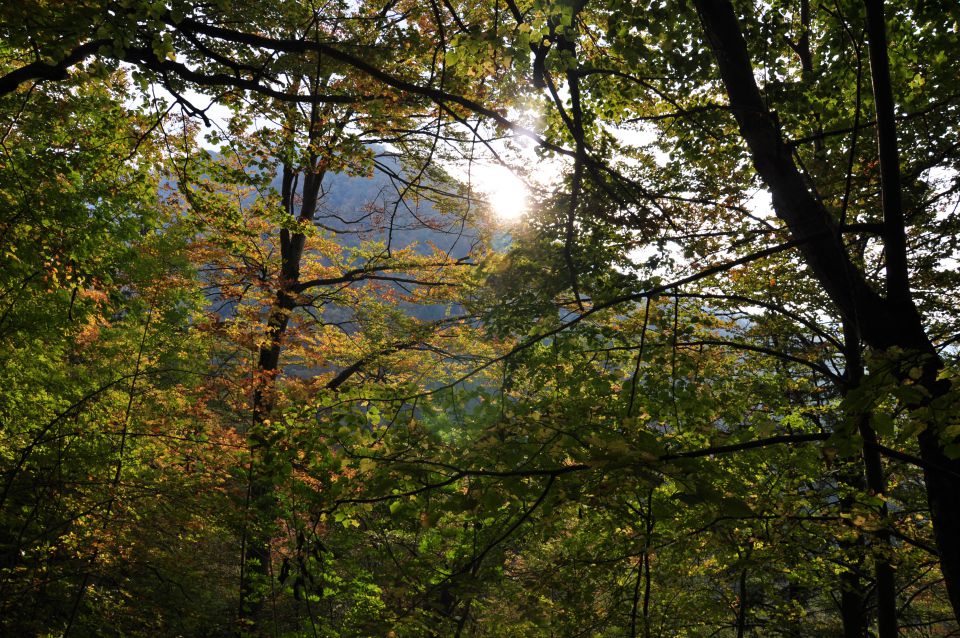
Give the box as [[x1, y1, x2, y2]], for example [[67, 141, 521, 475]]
[[839, 551, 868, 638], [838, 456, 869, 638], [239, 298, 293, 634], [692, 0, 960, 620], [736, 568, 748, 638], [238, 161, 325, 635], [859, 415, 898, 638], [845, 322, 898, 637]]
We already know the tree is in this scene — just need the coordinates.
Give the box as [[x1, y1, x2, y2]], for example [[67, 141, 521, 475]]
[[165, 13, 489, 634], [674, 0, 960, 617], [439, 0, 960, 622], [0, 68, 239, 634]]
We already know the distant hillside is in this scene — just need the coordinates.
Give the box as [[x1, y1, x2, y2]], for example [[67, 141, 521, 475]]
[[255, 153, 480, 325], [267, 152, 479, 260]]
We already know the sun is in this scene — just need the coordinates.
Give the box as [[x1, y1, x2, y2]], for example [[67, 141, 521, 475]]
[[472, 164, 530, 223]]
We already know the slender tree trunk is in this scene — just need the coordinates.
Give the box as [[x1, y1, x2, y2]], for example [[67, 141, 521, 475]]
[[838, 449, 869, 638], [844, 322, 898, 637], [863, 0, 908, 305], [642, 495, 653, 638], [238, 160, 326, 635], [859, 416, 898, 638], [736, 568, 748, 638], [839, 547, 868, 638], [629, 486, 654, 638], [239, 298, 293, 634], [861, 0, 960, 621]]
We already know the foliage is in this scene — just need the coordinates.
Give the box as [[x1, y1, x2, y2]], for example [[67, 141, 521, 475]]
[[2, 0, 960, 636]]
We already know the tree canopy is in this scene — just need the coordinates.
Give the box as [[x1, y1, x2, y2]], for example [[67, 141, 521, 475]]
[[1, 0, 959, 636]]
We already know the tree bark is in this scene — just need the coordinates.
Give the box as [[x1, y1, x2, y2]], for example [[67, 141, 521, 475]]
[[239, 160, 326, 635], [863, 0, 909, 305], [839, 523, 868, 638], [736, 568, 748, 638], [846, 322, 898, 638], [692, 0, 960, 620], [859, 414, 898, 638]]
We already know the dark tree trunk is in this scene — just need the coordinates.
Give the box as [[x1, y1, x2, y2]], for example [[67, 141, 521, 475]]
[[839, 544, 868, 638], [859, 413, 898, 638], [837, 442, 869, 638], [238, 161, 326, 636], [239, 297, 294, 633], [845, 321, 898, 637], [692, 0, 960, 620], [736, 568, 748, 638]]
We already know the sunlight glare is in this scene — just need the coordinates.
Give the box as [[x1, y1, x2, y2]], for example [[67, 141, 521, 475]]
[[474, 164, 530, 222]]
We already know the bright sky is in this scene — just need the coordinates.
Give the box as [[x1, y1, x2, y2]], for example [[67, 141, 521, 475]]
[[471, 163, 531, 222], [148, 85, 541, 224]]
